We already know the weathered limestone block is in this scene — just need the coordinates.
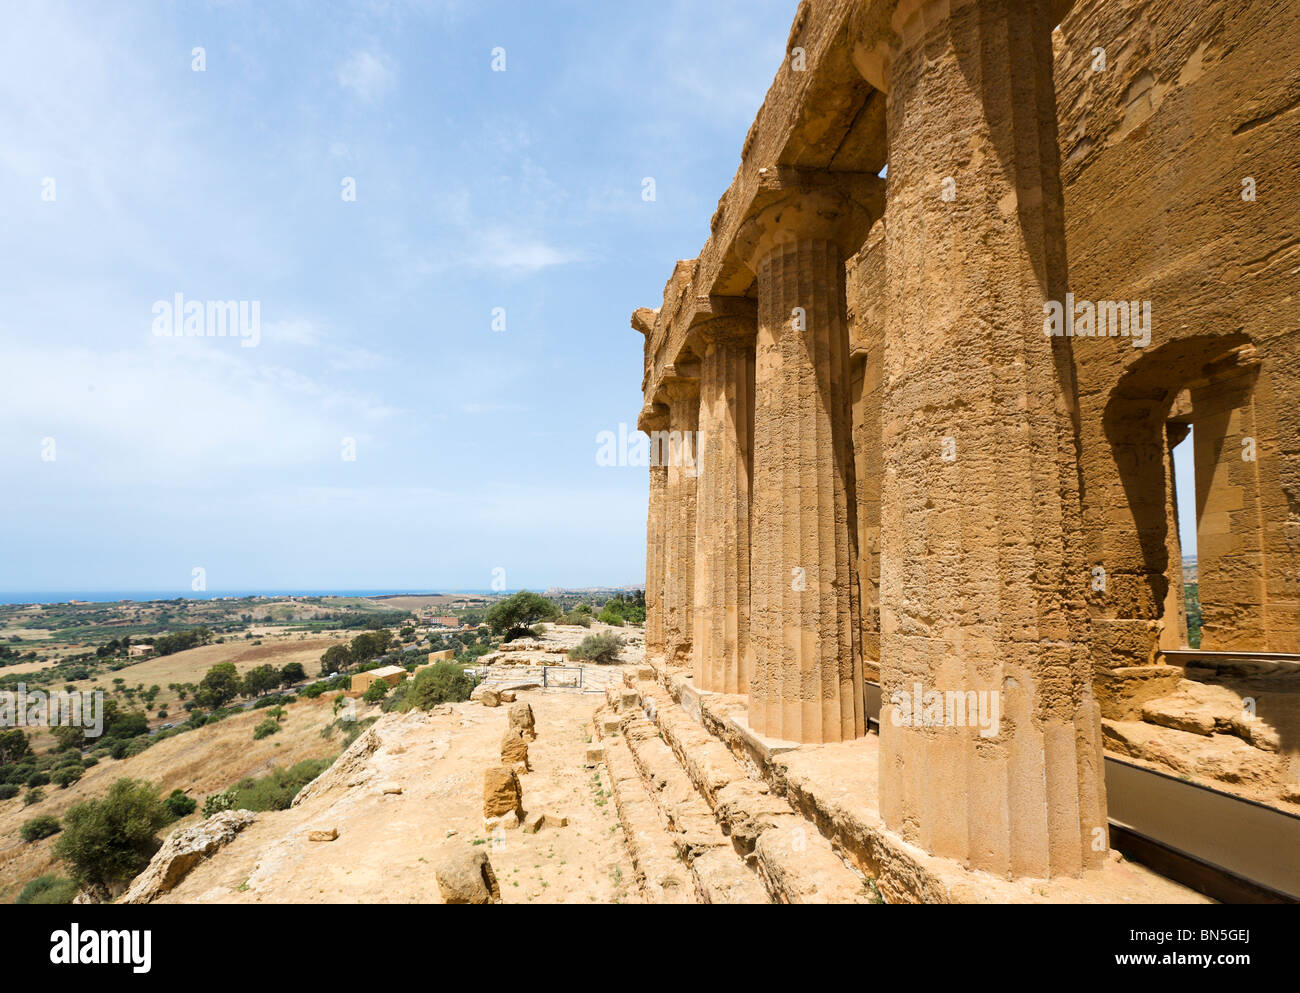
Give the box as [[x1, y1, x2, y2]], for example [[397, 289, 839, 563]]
[[435, 847, 501, 904], [508, 701, 535, 741], [692, 310, 756, 696], [500, 728, 530, 770], [875, 0, 1105, 879], [482, 766, 523, 819]]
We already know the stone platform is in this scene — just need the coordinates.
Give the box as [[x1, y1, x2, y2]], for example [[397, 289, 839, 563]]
[[635, 656, 1208, 904]]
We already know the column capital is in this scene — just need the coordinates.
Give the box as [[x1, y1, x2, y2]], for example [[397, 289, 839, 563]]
[[630, 307, 658, 336], [686, 296, 758, 352], [733, 167, 885, 274], [637, 401, 670, 435], [852, 0, 1074, 92]]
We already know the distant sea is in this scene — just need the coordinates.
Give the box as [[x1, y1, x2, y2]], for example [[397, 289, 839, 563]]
[[0, 590, 500, 606]]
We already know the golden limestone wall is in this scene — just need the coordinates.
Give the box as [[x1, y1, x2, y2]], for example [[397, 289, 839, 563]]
[[633, 0, 1299, 880], [1056, 0, 1300, 662]]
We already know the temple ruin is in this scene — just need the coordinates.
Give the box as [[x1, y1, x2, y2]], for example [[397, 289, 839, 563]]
[[633, 0, 1300, 886]]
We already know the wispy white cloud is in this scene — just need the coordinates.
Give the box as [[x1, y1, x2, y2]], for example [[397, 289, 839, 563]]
[[337, 49, 396, 101]]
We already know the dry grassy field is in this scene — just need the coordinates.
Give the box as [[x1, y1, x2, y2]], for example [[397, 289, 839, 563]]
[[0, 694, 344, 902]]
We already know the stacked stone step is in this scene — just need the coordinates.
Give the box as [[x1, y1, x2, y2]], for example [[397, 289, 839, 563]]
[[600, 731, 696, 904], [622, 668, 875, 904], [593, 702, 767, 904]]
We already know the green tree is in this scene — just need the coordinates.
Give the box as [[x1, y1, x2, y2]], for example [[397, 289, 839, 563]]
[[195, 662, 241, 709], [53, 778, 171, 894], [279, 662, 307, 687], [362, 679, 391, 703], [0, 729, 30, 766], [485, 591, 560, 640], [320, 643, 352, 675], [242, 664, 280, 698]]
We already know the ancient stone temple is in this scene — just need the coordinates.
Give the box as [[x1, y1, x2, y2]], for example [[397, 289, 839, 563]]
[[634, 0, 1300, 883]]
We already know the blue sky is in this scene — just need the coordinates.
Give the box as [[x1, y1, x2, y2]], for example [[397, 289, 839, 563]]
[[0, 0, 797, 592]]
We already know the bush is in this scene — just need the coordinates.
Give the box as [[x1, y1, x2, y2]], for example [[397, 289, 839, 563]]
[[24, 788, 45, 807], [54, 778, 171, 893], [362, 679, 391, 703], [0, 784, 19, 801], [403, 663, 473, 710], [20, 815, 61, 842], [26, 771, 50, 789], [559, 611, 593, 627], [164, 789, 196, 819], [51, 766, 83, 789], [15, 874, 78, 905], [569, 632, 625, 665], [597, 605, 625, 626], [216, 759, 333, 813], [252, 718, 280, 740]]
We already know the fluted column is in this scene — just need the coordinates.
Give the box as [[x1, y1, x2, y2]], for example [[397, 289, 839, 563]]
[[735, 174, 881, 744], [692, 315, 756, 695], [641, 403, 670, 659], [871, 0, 1105, 878], [662, 376, 700, 667]]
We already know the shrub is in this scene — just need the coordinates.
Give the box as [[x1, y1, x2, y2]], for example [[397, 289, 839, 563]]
[[20, 815, 61, 842], [403, 663, 473, 710], [559, 611, 593, 627], [16, 874, 78, 905], [51, 766, 83, 789], [252, 718, 280, 740], [0, 784, 19, 801], [569, 632, 625, 665], [217, 759, 333, 813], [26, 771, 50, 788], [362, 679, 391, 703], [597, 605, 625, 626], [24, 788, 46, 806], [164, 789, 196, 819], [202, 791, 236, 818], [54, 778, 171, 893]]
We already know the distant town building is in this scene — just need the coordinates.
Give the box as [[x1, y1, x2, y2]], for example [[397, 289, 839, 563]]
[[129, 644, 153, 658]]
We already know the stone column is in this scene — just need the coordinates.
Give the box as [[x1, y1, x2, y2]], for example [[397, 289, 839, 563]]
[[662, 375, 700, 668], [692, 315, 756, 695], [640, 403, 670, 660], [1191, 352, 1266, 650], [735, 173, 882, 744], [1161, 420, 1191, 650], [868, 0, 1105, 878]]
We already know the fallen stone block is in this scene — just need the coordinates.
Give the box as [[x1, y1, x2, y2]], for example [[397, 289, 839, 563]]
[[585, 745, 604, 767], [435, 847, 501, 904], [483, 765, 523, 818], [509, 701, 536, 740], [308, 827, 338, 842], [380, 782, 403, 795], [501, 729, 530, 770], [523, 811, 545, 834]]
